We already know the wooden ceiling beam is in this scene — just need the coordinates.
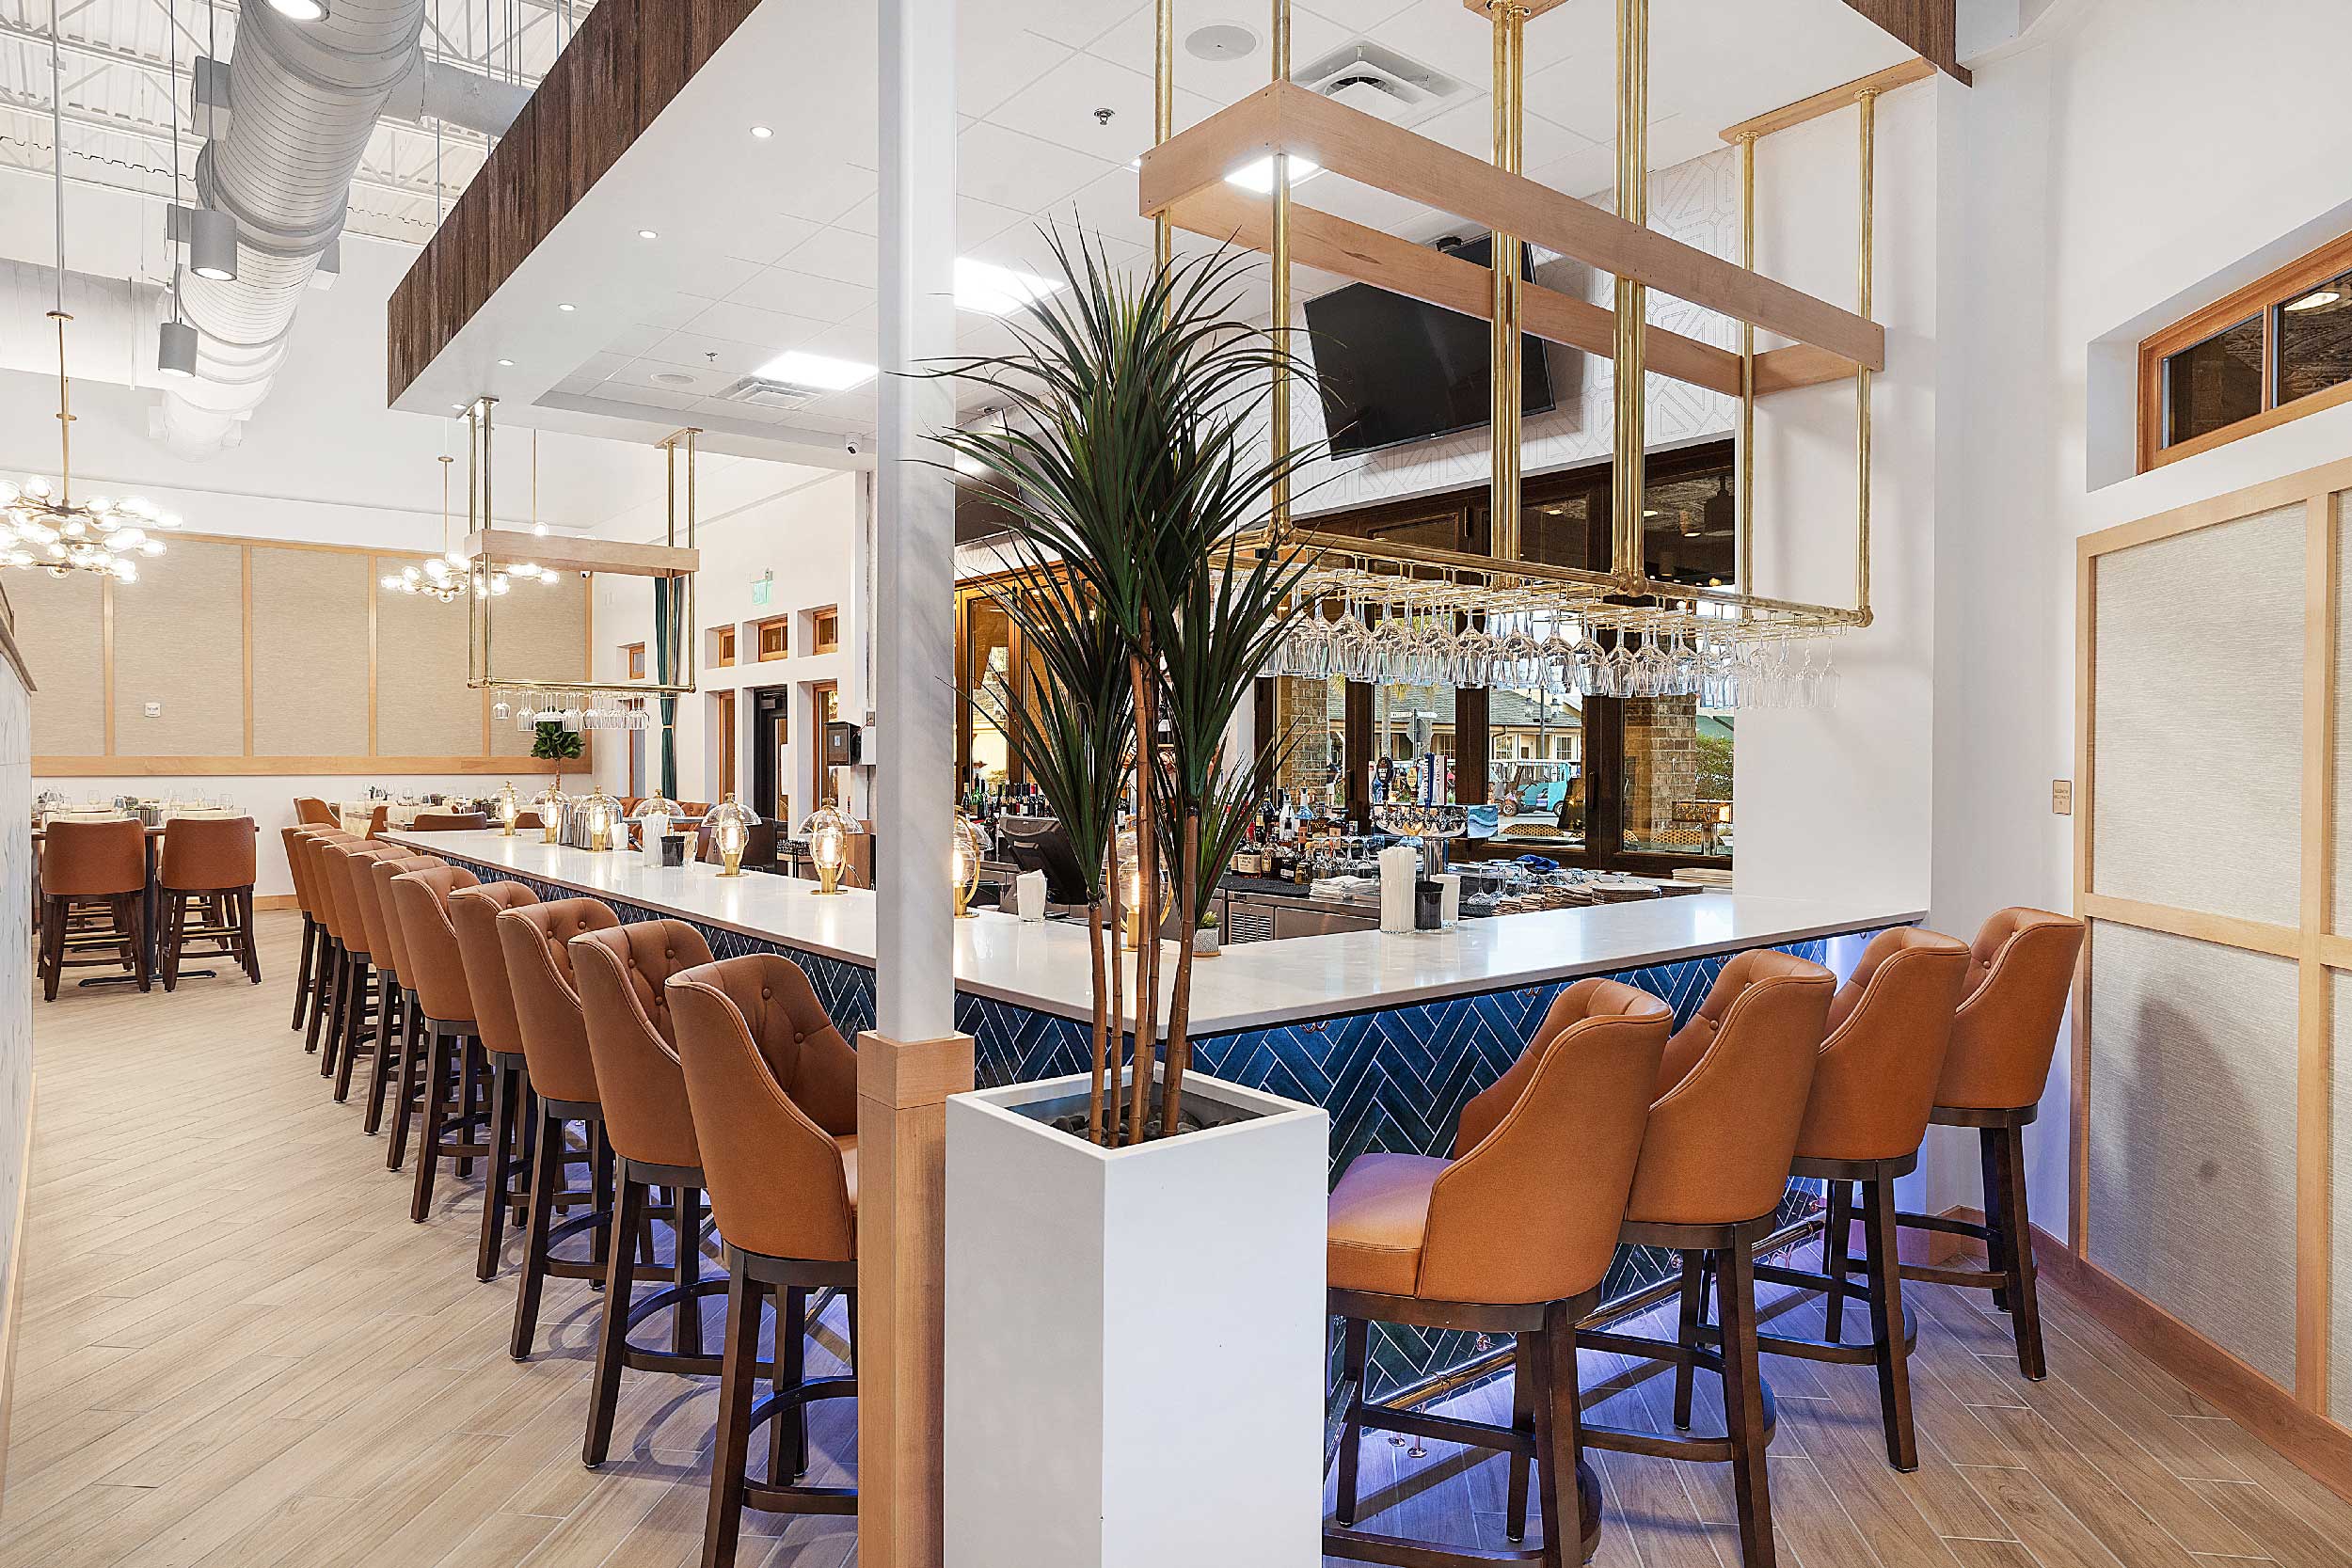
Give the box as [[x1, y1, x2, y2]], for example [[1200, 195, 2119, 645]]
[[1839, 0, 1971, 85]]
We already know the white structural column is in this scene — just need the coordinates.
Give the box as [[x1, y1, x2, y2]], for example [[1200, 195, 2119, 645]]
[[862, 3, 972, 1566]]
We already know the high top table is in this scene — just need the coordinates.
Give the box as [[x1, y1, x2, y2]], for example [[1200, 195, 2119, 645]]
[[389, 827, 1918, 1396]]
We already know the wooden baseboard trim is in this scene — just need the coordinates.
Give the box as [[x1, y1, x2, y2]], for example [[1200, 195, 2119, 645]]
[[254, 895, 299, 912], [2005, 1221, 2352, 1505], [0, 1073, 36, 1511]]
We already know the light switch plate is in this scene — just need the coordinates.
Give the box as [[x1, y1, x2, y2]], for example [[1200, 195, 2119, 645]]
[[2052, 779, 2074, 816], [143, 702, 162, 720]]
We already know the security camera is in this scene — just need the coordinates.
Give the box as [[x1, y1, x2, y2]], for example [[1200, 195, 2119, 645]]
[[845, 439, 860, 456]]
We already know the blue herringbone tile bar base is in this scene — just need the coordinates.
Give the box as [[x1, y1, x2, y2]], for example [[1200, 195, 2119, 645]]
[[433, 850, 1880, 1397]]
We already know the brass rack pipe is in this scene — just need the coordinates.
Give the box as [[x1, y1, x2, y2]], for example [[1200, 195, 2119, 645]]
[[1269, 0, 1292, 540], [1854, 87, 1876, 625], [1610, 0, 1648, 593], [1153, 0, 1172, 271], [1488, 2, 1527, 565], [1738, 131, 1756, 597]]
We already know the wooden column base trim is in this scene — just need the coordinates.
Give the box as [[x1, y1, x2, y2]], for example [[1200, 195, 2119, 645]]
[[255, 895, 300, 912], [854, 1030, 976, 1568], [0, 1073, 35, 1511], [1948, 1220, 2352, 1507]]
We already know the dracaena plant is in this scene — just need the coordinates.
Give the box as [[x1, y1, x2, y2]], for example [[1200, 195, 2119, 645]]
[[933, 227, 1318, 1143]]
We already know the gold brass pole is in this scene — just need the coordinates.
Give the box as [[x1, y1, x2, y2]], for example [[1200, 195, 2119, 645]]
[[1488, 3, 1527, 564], [1153, 0, 1172, 271], [1269, 0, 1293, 540], [1611, 0, 1648, 593], [1737, 131, 1756, 597], [1854, 87, 1876, 623], [49, 311, 72, 503]]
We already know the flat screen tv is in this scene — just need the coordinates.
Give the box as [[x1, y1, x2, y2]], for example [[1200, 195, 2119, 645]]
[[1304, 236, 1555, 459]]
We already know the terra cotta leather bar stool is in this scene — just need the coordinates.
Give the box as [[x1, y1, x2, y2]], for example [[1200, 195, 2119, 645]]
[[388, 864, 491, 1224], [1895, 908, 2087, 1382], [1736, 927, 1971, 1474], [499, 896, 628, 1361], [284, 827, 326, 1032], [294, 796, 338, 827], [317, 842, 403, 1086], [365, 852, 450, 1149], [36, 817, 151, 999], [157, 816, 262, 990], [571, 918, 736, 1469], [1575, 949, 1835, 1568], [668, 954, 863, 1567], [450, 881, 545, 1280], [293, 830, 358, 1054], [1324, 977, 1671, 1568], [339, 851, 437, 1109], [414, 811, 489, 832]]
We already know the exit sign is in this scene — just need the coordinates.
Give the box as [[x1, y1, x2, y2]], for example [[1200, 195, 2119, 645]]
[[750, 576, 771, 607]]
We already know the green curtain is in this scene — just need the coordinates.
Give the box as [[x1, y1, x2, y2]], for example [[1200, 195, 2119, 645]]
[[654, 576, 679, 799]]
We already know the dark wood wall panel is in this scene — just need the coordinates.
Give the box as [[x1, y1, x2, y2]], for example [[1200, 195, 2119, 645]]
[[387, 0, 760, 404], [1839, 0, 1969, 83]]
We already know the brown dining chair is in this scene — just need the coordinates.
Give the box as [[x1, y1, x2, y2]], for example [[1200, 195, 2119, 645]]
[[294, 796, 338, 826], [359, 804, 389, 839], [157, 816, 261, 990], [413, 811, 490, 832], [365, 852, 446, 1147], [388, 865, 488, 1223], [669, 953, 864, 1565], [1749, 927, 1971, 1473], [37, 817, 150, 999], [1897, 908, 2087, 1381], [498, 896, 627, 1360], [1578, 949, 1835, 1568], [450, 881, 543, 1280], [572, 919, 724, 1468], [1324, 977, 1669, 1568]]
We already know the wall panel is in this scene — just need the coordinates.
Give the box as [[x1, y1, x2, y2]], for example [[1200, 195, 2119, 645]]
[[373, 569, 477, 756], [2087, 921, 2299, 1390], [2093, 504, 2304, 928], [2333, 971, 2352, 1422], [249, 546, 368, 757], [109, 539, 244, 757], [9, 570, 101, 755], [489, 578, 591, 758]]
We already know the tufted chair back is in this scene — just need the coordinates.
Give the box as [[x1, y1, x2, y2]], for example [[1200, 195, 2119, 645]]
[[389, 865, 483, 1022], [1795, 927, 1971, 1163], [571, 921, 715, 1169], [495, 897, 622, 1104], [448, 883, 540, 1057], [1934, 908, 2086, 1112]]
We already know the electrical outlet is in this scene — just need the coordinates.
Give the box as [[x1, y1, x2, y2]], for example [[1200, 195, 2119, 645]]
[[2052, 779, 2073, 816]]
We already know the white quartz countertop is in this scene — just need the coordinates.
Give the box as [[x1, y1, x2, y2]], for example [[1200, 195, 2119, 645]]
[[389, 831, 1921, 1036]]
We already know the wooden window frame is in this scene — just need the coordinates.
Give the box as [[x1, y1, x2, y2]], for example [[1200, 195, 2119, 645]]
[[713, 688, 737, 801], [755, 616, 789, 661], [810, 605, 841, 656], [625, 641, 646, 681], [2139, 228, 2352, 472], [712, 624, 736, 669]]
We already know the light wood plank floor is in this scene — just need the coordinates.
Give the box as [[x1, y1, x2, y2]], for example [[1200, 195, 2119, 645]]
[[6, 911, 2348, 1568]]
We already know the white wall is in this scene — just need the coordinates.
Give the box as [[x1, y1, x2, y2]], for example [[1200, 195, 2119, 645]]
[[1931, 0, 2352, 1228]]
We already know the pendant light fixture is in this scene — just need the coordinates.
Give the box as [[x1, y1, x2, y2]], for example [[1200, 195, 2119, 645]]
[[157, 0, 198, 378], [6, 0, 177, 582], [381, 426, 556, 602], [189, 0, 235, 282]]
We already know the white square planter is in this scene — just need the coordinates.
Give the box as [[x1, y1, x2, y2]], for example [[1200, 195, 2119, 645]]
[[945, 1069, 1329, 1568]]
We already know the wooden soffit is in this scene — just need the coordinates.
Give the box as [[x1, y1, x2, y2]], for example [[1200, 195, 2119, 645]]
[[386, 0, 760, 406], [1138, 82, 1884, 387], [1840, 0, 1970, 85]]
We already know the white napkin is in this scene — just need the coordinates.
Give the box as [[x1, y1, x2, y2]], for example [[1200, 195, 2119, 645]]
[[1379, 846, 1419, 934], [1016, 869, 1047, 922]]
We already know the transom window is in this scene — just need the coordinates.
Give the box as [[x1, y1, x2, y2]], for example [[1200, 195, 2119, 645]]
[[2141, 230, 2352, 470]]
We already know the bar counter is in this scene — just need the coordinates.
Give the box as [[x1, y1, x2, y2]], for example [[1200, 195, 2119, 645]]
[[390, 828, 1917, 1392]]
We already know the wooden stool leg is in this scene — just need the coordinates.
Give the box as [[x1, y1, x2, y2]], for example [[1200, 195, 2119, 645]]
[[307, 942, 337, 1055], [1535, 1300, 1585, 1568], [294, 916, 317, 1028], [590, 1126, 617, 1275], [1335, 1315, 1369, 1528], [363, 989, 402, 1136], [674, 1184, 705, 1359], [1979, 1129, 2011, 1314], [477, 1057, 523, 1282], [773, 1283, 808, 1483], [409, 1025, 452, 1224], [1505, 1330, 1534, 1542], [322, 950, 350, 1078], [38, 895, 63, 1001], [238, 888, 260, 983], [130, 894, 151, 992], [388, 1005, 426, 1171], [1672, 1246, 1705, 1430], [703, 1261, 765, 1568], [1716, 1243, 1776, 1568], [160, 892, 183, 992], [583, 1171, 647, 1466], [1822, 1179, 1853, 1344], [1995, 1126, 2045, 1380], [511, 1107, 565, 1361], [1861, 1178, 1918, 1470]]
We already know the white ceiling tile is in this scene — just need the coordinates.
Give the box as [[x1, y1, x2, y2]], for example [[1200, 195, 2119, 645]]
[[668, 251, 766, 301], [726, 267, 876, 323], [1064, 166, 1159, 252], [1085, 3, 1353, 111], [641, 333, 782, 377], [679, 300, 833, 354], [609, 357, 734, 397], [768, 161, 882, 228], [721, 210, 825, 267], [961, 20, 1077, 119], [959, 120, 1117, 216], [964, 0, 1143, 51], [784, 226, 882, 289], [984, 51, 1219, 171]]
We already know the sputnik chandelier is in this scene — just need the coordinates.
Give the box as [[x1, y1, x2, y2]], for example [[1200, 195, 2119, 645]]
[[381, 450, 559, 603], [7, 2, 177, 583]]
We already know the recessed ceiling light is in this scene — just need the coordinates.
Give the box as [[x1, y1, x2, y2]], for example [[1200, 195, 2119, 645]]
[[750, 125, 774, 139], [2286, 289, 2344, 312], [654, 372, 695, 387], [954, 257, 1065, 317], [558, 302, 577, 311], [497, 357, 515, 367], [638, 229, 659, 241], [755, 350, 876, 391], [1224, 154, 1322, 194], [1185, 23, 1257, 61]]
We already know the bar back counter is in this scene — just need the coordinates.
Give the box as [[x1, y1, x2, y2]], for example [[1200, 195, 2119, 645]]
[[389, 829, 1916, 1395]]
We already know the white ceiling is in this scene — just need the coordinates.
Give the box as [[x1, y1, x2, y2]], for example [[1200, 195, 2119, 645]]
[[395, 0, 1913, 462]]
